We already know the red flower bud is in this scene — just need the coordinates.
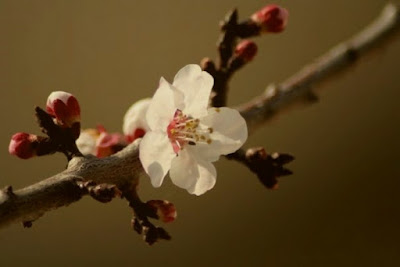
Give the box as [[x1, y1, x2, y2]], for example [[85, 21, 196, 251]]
[[146, 200, 177, 223], [46, 91, 81, 128], [251, 4, 288, 33], [235, 40, 258, 62], [9, 132, 38, 159]]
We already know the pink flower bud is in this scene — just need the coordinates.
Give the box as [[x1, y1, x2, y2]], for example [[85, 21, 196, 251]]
[[8, 132, 38, 159], [251, 4, 288, 33], [235, 40, 258, 62], [46, 91, 81, 128], [146, 200, 177, 223]]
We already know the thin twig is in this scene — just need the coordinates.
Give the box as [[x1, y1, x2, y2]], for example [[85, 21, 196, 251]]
[[238, 3, 400, 134]]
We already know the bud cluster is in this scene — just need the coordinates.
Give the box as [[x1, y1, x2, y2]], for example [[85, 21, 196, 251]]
[[9, 91, 82, 160], [226, 4, 288, 71]]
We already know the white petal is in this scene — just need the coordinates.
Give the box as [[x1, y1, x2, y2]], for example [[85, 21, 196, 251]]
[[169, 149, 198, 190], [76, 131, 97, 155], [146, 77, 184, 131], [195, 107, 248, 162], [169, 148, 217, 195], [172, 64, 214, 118], [47, 91, 72, 105], [188, 159, 216, 196], [123, 98, 151, 135], [139, 131, 176, 188]]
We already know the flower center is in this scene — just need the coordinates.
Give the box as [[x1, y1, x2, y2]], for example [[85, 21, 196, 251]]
[[167, 109, 213, 154]]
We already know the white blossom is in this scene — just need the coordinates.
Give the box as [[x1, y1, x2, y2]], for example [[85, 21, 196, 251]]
[[140, 64, 248, 195]]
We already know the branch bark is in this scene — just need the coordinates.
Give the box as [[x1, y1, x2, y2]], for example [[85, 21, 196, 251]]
[[0, 140, 142, 228], [238, 3, 400, 134], [1, 2, 399, 230]]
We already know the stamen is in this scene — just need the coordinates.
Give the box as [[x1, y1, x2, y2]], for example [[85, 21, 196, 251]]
[[167, 109, 214, 153]]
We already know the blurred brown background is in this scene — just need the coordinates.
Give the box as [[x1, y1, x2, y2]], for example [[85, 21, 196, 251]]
[[1, 0, 399, 266]]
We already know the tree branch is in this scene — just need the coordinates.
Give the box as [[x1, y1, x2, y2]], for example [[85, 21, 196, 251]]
[[0, 140, 142, 228], [1, 2, 399, 236], [238, 3, 400, 133]]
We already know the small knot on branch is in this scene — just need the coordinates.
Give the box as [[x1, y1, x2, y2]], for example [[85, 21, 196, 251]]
[[0, 186, 16, 200], [22, 221, 33, 228], [77, 180, 122, 203]]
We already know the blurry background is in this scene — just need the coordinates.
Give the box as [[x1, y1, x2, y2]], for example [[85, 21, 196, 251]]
[[1, 0, 399, 266]]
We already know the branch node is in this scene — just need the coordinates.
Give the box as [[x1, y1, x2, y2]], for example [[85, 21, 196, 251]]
[[22, 221, 33, 228], [2, 186, 16, 200], [77, 180, 122, 203]]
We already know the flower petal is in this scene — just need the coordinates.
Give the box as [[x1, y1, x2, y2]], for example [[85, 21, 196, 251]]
[[146, 77, 184, 131], [169, 148, 216, 195], [169, 149, 198, 190], [188, 159, 216, 196], [195, 107, 248, 162], [139, 131, 176, 188], [172, 64, 213, 118], [76, 130, 97, 156], [123, 98, 151, 136]]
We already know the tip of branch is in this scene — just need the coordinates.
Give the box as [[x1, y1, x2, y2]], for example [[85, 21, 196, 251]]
[[220, 8, 238, 30]]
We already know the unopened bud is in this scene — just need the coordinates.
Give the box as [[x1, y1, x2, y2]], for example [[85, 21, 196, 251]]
[[123, 98, 151, 143], [235, 40, 258, 62], [251, 4, 288, 33], [146, 200, 177, 223], [46, 91, 81, 128], [9, 133, 38, 159]]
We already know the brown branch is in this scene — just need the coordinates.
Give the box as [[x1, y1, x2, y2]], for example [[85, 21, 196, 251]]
[[0, 140, 142, 228], [0, 2, 399, 238], [238, 3, 400, 134]]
